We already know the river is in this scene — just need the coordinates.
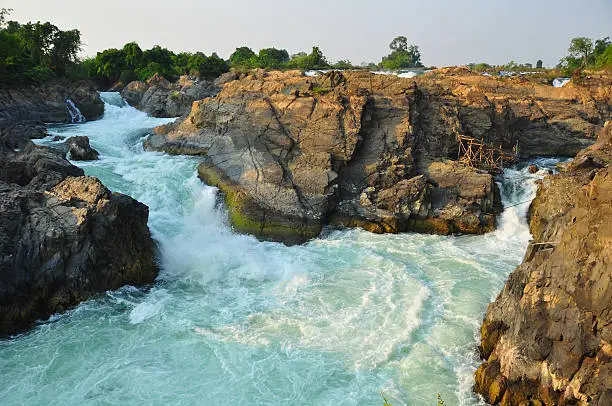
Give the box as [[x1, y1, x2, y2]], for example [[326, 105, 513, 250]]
[[0, 93, 559, 405]]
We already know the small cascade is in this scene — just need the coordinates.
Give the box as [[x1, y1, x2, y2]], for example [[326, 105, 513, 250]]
[[553, 77, 571, 88], [99, 91, 126, 107], [65, 98, 86, 123]]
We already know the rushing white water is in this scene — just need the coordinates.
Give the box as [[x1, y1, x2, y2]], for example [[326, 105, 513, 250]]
[[1, 93, 559, 406], [552, 77, 571, 88], [66, 98, 86, 123]]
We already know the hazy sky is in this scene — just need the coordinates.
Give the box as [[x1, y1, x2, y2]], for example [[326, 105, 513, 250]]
[[4, 0, 611, 67]]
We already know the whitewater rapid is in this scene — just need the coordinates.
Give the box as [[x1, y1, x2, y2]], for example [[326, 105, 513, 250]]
[[0, 93, 559, 405]]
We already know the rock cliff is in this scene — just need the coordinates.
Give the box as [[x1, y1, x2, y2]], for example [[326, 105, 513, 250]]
[[475, 123, 612, 405], [146, 69, 610, 244], [0, 79, 104, 150]]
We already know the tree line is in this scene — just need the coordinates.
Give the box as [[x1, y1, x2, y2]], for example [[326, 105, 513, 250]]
[[1, 10, 425, 87], [468, 36, 611, 75], [0, 8, 81, 83]]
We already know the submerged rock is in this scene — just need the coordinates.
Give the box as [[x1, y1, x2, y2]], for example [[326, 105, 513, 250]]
[[475, 123, 612, 405], [0, 144, 158, 336], [66, 136, 99, 160], [121, 73, 220, 117]]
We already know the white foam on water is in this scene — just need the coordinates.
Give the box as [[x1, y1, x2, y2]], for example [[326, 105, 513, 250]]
[[553, 77, 571, 87], [2, 93, 561, 406]]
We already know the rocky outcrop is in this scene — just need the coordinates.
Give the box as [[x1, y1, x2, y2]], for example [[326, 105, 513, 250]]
[[0, 143, 158, 336], [66, 136, 99, 160], [146, 69, 610, 244], [121, 73, 220, 117], [0, 80, 103, 150], [475, 123, 612, 405], [412, 67, 609, 157]]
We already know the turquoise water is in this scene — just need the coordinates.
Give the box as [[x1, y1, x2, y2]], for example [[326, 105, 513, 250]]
[[0, 94, 555, 405]]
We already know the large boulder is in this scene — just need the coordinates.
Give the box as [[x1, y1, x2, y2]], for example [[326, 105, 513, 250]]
[[0, 144, 158, 336], [475, 123, 612, 405], [66, 136, 99, 160], [121, 74, 221, 117]]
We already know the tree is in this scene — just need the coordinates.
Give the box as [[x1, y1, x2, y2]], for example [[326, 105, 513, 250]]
[[568, 37, 594, 65], [198, 53, 229, 77], [593, 37, 610, 57], [229, 46, 258, 69], [389, 36, 408, 52], [49, 29, 81, 76], [122, 42, 143, 70], [288, 46, 329, 70], [0, 8, 12, 28], [257, 47, 289, 69], [536, 59, 543, 69], [332, 60, 353, 70], [381, 37, 423, 69], [307, 46, 328, 69], [93, 48, 126, 82], [141, 45, 175, 78], [0, 19, 81, 83], [595, 44, 612, 69]]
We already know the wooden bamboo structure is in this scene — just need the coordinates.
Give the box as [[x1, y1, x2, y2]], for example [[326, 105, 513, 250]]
[[456, 135, 518, 173]]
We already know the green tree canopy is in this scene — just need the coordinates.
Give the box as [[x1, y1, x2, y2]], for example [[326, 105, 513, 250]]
[[229, 46, 258, 69], [332, 60, 353, 70], [288, 46, 329, 70], [558, 36, 612, 74], [568, 37, 594, 65], [257, 47, 289, 69], [389, 36, 408, 52], [0, 17, 81, 84], [122, 42, 143, 70], [198, 52, 229, 78], [381, 36, 422, 70]]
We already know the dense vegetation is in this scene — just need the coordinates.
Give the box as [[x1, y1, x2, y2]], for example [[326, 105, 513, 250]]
[[557, 36, 612, 74], [0, 8, 82, 84], [468, 36, 612, 76], [2, 10, 432, 87], [86, 43, 229, 86], [1, 10, 431, 87], [5, 7, 607, 90]]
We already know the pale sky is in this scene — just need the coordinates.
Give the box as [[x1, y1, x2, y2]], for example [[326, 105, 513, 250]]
[[4, 0, 611, 67]]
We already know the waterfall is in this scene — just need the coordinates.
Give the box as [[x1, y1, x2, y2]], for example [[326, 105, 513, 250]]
[[553, 78, 571, 88], [65, 98, 86, 123]]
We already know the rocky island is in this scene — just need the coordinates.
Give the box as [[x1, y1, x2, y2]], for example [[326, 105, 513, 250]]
[[145, 68, 609, 244]]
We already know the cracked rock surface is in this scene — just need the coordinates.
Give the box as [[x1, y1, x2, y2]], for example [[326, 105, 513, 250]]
[[121, 73, 221, 118], [0, 143, 157, 336], [475, 123, 612, 405], [146, 68, 610, 244]]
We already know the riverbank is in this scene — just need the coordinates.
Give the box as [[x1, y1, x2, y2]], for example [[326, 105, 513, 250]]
[[0, 83, 158, 336], [475, 123, 611, 405]]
